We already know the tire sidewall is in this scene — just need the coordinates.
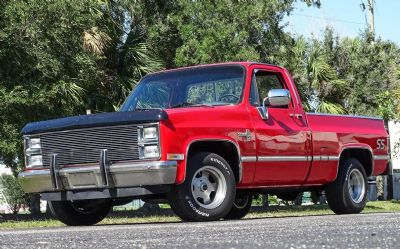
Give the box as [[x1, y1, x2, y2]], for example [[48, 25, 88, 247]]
[[49, 199, 111, 226], [343, 159, 368, 211], [178, 152, 236, 221]]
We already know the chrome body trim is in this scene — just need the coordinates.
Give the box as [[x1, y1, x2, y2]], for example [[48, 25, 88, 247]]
[[241, 155, 340, 163], [312, 155, 340, 161], [306, 112, 383, 121], [18, 160, 177, 193], [373, 155, 390, 160], [241, 156, 257, 162], [185, 139, 243, 183], [257, 156, 308, 162]]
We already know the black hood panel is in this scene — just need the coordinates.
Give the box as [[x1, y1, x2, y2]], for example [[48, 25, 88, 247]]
[[22, 109, 168, 135]]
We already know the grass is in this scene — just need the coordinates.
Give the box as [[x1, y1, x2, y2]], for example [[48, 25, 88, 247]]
[[0, 201, 399, 230]]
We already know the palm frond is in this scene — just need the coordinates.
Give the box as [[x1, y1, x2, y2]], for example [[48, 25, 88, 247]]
[[316, 100, 347, 114], [83, 27, 111, 55], [126, 42, 164, 78], [53, 81, 85, 105]]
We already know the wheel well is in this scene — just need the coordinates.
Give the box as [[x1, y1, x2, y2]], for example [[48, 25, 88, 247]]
[[187, 140, 241, 183], [339, 148, 373, 176]]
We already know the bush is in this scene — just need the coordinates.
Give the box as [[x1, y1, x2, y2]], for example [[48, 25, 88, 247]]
[[0, 174, 29, 214]]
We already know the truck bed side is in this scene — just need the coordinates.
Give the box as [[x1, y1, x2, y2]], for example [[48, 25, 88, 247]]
[[305, 113, 389, 184]]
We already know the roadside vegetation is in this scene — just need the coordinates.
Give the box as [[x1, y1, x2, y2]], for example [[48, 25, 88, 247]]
[[0, 201, 399, 230]]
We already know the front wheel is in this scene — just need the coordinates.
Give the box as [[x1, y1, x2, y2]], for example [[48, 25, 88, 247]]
[[48, 199, 112, 226], [325, 158, 368, 214], [168, 152, 236, 221]]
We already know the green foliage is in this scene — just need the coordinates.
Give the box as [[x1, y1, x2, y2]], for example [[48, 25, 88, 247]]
[[0, 174, 29, 214], [252, 194, 279, 206], [131, 0, 318, 67], [275, 28, 400, 116], [377, 91, 397, 121], [0, 0, 163, 172]]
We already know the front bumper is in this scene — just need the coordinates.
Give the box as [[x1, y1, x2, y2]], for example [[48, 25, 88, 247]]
[[18, 160, 177, 194]]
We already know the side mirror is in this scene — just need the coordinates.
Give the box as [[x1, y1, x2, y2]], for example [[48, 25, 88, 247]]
[[261, 89, 291, 119], [267, 89, 291, 107]]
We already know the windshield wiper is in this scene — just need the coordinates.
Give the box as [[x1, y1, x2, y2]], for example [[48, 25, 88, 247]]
[[170, 102, 214, 108]]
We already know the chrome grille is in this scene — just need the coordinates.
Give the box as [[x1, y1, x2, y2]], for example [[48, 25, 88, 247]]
[[39, 125, 139, 167]]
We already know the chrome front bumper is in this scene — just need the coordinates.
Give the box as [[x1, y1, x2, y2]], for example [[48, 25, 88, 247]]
[[18, 160, 177, 193]]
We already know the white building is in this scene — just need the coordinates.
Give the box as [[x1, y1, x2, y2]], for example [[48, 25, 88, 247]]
[[0, 160, 12, 175], [0, 159, 13, 213], [389, 121, 400, 200]]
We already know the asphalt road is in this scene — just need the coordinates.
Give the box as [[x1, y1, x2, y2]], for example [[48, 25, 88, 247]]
[[1, 213, 400, 249]]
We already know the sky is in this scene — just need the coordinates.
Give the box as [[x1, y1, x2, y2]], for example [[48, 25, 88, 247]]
[[285, 0, 400, 44]]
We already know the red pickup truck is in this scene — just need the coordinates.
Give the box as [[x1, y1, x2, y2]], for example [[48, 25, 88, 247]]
[[19, 62, 389, 225]]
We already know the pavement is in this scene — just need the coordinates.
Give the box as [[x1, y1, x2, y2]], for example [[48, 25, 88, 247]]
[[1, 212, 400, 249]]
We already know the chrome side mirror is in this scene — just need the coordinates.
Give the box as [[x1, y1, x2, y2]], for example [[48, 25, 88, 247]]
[[261, 89, 291, 120], [267, 89, 291, 107]]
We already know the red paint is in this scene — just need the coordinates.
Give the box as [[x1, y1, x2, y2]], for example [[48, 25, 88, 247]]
[[158, 62, 389, 187]]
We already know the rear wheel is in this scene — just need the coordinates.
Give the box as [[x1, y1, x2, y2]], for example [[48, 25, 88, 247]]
[[224, 194, 252, 220], [168, 152, 236, 221], [325, 158, 368, 214], [48, 199, 112, 226]]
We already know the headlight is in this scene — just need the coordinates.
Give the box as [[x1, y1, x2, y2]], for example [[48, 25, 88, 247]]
[[24, 137, 43, 168], [28, 138, 41, 149], [143, 127, 158, 140], [26, 155, 43, 168], [25, 137, 41, 155], [138, 124, 160, 160], [139, 126, 158, 141], [142, 145, 160, 159]]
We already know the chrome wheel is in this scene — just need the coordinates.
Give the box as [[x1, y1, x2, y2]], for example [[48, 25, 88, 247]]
[[191, 166, 227, 209], [348, 168, 366, 203]]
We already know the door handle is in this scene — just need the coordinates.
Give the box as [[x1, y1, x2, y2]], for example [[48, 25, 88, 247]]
[[289, 113, 303, 119]]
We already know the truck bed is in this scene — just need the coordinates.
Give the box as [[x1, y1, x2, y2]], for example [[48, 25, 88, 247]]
[[305, 113, 388, 184]]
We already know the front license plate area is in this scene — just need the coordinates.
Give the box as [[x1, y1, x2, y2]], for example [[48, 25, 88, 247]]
[[67, 172, 98, 189]]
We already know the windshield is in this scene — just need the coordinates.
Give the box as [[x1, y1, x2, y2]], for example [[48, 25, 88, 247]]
[[119, 65, 245, 111]]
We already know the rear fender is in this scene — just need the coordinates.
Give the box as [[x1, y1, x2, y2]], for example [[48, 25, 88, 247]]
[[335, 144, 374, 180]]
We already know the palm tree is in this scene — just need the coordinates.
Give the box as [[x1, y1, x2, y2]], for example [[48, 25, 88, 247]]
[[81, 4, 164, 113], [304, 40, 348, 114]]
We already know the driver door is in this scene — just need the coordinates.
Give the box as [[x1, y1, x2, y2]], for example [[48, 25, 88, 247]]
[[249, 66, 312, 186]]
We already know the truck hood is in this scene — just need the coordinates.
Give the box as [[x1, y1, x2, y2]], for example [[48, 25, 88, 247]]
[[22, 109, 168, 135]]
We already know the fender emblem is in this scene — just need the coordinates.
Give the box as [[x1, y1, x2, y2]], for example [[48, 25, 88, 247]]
[[237, 129, 252, 142]]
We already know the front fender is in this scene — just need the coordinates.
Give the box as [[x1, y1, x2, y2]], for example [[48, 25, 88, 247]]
[[175, 136, 241, 184]]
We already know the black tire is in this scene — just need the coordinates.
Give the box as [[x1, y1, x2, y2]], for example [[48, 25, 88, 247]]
[[325, 158, 368, 214], [48, 199, 112, 226], [224, 194, 252, 220], [168, 152, 236, 221]]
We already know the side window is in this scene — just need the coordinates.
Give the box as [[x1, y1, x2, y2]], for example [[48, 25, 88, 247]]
[[250, 70, 287, 107]]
